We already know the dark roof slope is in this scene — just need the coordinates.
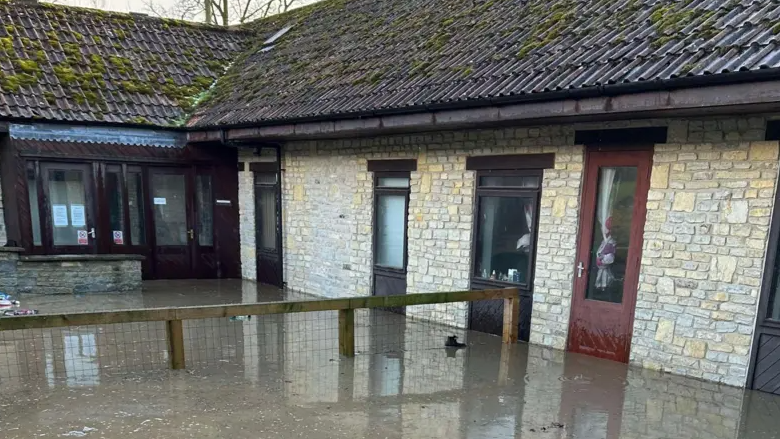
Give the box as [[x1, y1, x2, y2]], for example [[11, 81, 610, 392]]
[[0, 0, 249, 126], [189, 0, 780, 128]]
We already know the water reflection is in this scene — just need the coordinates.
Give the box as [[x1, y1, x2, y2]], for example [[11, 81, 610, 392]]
[[1, 283, 780, 438]]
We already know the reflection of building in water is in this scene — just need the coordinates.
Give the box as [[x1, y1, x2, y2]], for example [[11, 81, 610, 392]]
[[62, 330, 99, 387]]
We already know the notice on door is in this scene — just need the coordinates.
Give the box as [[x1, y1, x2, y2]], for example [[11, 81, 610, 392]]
[[153, 197, 167, 205], [77, 230, 88, 245], [113, 230, 124, 245], [52, 205, 69, 227], [70, 204, 86, 227]]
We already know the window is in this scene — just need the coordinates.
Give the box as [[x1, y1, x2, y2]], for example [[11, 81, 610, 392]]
[[472, 170, 541, 286], [196, 174, 213, 246], [255, 172, 278, 250], [106, 165, 125, 245], [375, 175, 410, 269], [127, 168, 146, 245], [26, 163, 42, 246]]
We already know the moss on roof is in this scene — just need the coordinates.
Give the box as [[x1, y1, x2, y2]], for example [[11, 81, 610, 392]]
[[0, 0, 250, 126]]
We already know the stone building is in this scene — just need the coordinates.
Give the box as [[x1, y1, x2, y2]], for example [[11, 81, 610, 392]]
[[5, 0, 780, 394]]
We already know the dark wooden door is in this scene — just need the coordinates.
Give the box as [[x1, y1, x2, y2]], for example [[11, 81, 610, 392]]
[[193, 169, 217, 278], [372, 173, 410, 314], [40, 162, 98, 254], [567, 149, 651, 363], [748, 173, 780, 395], [254, 171, 283, 287], [149, 168, 193, 279]]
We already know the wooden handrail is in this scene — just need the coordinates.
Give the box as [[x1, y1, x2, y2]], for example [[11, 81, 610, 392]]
[[0, 287, 521, 370]]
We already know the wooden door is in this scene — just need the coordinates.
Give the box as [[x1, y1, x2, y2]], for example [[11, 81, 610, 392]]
[[193, 170, 217, 278], [149, 168, 193, 279], [254, 171, 283, 286], [40, 162, 98, 254], [567, 149, 651, 363], [372, 172, 410, 314]]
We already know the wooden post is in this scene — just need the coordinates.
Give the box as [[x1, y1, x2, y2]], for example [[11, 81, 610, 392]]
[[502, 296, 520, 344], [338, 309, 355, 357], [167, 319, 185, 370]]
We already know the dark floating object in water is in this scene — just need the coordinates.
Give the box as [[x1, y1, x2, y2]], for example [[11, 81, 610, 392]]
[[445, 335, 467, 348]]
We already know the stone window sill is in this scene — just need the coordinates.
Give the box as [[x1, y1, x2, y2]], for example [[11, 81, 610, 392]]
[[20, 254, 145, 262]]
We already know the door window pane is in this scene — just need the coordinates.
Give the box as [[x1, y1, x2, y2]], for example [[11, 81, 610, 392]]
[[27, 164, 41, 245], [151, 174, 187, 246], [196, 174, 213, 246], [49, 169, 88, 246], [377, 177, 410, 188], [474, 196, 534, 283], [479, 175, 540, 188], [256, 185, 277, 250], [584, 167, 638, 303], [106, 167, 125, 245], [128, 171, 146, 245], [376, 194, 406, 268]]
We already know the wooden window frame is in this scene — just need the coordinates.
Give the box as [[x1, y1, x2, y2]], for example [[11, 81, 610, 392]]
[[470, 169, 542, 292]]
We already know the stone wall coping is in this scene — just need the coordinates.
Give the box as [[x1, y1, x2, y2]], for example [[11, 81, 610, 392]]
[[0, 247, 24, 253], [20, 254, 146, 262]]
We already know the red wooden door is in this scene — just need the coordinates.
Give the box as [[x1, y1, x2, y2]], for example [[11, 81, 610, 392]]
[[567, 149, 652, 363]]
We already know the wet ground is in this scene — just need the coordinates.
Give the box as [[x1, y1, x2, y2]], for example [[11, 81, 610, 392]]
[[1, 280, 780, 438]]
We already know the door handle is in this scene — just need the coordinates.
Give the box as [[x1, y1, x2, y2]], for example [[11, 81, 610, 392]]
[[577, 262, 585, 278], [188, 229, 194, 240], [88, 228, 96, 238]]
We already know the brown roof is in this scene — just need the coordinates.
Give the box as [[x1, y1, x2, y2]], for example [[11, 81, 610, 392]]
[[0, 0, 250, 126], [188, 0, 780, 128]]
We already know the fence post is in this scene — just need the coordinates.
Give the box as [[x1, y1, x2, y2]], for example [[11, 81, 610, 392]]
[[167, 319, 186, 370], [339, 308, 355, 357], [502, 294, 520, 344]]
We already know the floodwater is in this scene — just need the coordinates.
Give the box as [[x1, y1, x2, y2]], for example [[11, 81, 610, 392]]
[[1, 280, 779, 438]]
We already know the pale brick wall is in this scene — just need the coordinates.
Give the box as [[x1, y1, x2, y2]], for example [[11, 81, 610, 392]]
[[233, 115, 780, 386], [632, 141, 779, 387], [529, 148, 583, 349]]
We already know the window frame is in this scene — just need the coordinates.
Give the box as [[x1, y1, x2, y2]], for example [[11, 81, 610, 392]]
[[470, 169, 542, 291], [372, 171, 411, 273], [254, 171, 280, 252]]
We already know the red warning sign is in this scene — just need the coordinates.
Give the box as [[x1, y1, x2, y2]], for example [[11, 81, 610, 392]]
[[77, 230, 88, 245], [113, 231, 124, 245]]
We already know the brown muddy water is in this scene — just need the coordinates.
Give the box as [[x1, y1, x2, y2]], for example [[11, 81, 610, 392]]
[[0, 280, 778, 438]]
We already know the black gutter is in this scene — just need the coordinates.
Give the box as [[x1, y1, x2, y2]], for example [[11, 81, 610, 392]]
[[191, 67, 780, 131], [3, 68, 780, 135]]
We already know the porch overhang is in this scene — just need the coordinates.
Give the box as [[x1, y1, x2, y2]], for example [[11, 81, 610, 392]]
[[187, 79, 780, 144]]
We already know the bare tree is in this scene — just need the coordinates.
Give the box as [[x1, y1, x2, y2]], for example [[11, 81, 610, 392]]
[[144, 0, 301, 26]]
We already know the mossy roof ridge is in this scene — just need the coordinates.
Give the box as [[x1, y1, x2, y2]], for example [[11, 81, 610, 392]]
[[0, 0, 252, 126], [189, 0, 780, 128]]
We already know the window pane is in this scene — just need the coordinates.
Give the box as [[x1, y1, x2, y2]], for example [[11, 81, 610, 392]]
[[769, 271, 780, 320], [479, 175, 540, 188], [474, 196, 534, 283], [27, 165, 41, 246], [106, 168, 125, 244], [196, 174, 213, 246], [151, 174, 187, 246], [256, 186, 277, 250], [49, 169, 88, 246], [377, 177, 410, 188], [128, 172, 146, 245], [255, 172, 277, 184], [584, 167, 638, 303], [376, 194, 406, 268]]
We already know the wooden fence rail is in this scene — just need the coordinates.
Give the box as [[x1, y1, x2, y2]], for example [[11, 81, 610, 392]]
[[0, 288, 519, 370]]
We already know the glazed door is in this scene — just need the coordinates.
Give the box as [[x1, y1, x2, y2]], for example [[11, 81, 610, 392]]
[[567, 149, 651, 363], [40, 162, 98, 254], [150, 168, 193, 279], [372, 173, 411, 314], [254, 172, 283, 286], [193, 171, 217, 278]]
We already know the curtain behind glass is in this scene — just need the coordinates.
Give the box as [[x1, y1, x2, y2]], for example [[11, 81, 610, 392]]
[[376, 194, 405, 268]]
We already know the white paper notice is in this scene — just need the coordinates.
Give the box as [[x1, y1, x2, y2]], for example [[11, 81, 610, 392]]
[[153, 197, 167, 205], [70, 204, 86, 227], [52, 205, 68, 227]]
